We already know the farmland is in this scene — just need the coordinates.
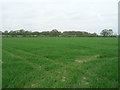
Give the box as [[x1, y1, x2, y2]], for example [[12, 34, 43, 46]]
[[2, 37, 118, 88]]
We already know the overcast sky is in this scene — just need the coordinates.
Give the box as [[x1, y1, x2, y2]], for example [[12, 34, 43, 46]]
[[0, 0, 119, 34]]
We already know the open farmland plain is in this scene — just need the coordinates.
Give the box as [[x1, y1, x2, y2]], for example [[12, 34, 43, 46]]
[[2, 37, 118, 88]]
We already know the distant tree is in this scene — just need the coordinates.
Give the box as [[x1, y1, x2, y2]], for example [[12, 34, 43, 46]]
[[1, 29, 99, 37], [33, 31, 40, 35], [41, 31, 50, 36], [19, 29, 25, 33], [93, 33, 97, 35], [51, 29, 58, 32], [100, 29, 113, 36], [25, 31, 30, 35], [9, 30, 14, 35], [3, 31, 9, 35], [18, 29, 25, 35], [50, 29, 61, 37], [108, 29, 113, 36], [91, 33, 97, 36], [63, 31, 90, 37], [4, 30, 8, 33]]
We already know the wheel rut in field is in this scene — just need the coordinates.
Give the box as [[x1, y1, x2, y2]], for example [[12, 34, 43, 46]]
[[8, 47, 65, 66], [4, 48, 104, 88], [10, 48, 93, 71], [3, 49, 66, 88], [75, 54, 100, 63], [3, 50, 41, 70]]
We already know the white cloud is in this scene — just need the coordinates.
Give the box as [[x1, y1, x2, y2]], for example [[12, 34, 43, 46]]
[[1, 0, 119, 34]]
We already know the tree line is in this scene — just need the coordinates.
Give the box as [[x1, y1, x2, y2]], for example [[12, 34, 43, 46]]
[[1, 29, 118, 37]]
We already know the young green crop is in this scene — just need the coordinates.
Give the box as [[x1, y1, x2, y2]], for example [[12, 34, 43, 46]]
[[2, 37, 118, 88]]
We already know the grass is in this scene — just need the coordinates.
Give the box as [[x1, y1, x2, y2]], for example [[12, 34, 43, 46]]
[[2, 37, 118, 88]]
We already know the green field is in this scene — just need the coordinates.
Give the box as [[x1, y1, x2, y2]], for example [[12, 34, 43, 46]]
[[2, 37, 118, 88]]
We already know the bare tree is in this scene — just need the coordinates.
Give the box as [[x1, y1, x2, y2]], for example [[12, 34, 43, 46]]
[[100, 29, 113, 36]]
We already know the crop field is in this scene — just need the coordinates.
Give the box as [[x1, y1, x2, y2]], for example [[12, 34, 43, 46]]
[[2, 37, 118, 88]]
